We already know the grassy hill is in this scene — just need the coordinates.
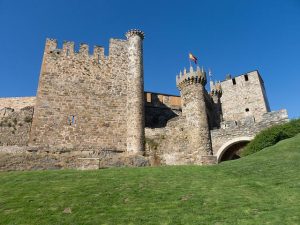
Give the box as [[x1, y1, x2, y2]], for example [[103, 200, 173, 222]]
[[0, 135, 300, 225]]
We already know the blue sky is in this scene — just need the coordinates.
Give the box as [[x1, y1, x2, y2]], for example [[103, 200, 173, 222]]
[[0, 0, 299, 118]]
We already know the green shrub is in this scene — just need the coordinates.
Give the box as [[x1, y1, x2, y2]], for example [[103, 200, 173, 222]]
[[241, 118, 300, 157]]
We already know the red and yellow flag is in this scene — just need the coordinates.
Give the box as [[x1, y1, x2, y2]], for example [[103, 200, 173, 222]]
[[189, 53, 197, 64]]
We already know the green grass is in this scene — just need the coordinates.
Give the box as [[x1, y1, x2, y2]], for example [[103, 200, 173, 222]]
[[1, 135, 300, 225]]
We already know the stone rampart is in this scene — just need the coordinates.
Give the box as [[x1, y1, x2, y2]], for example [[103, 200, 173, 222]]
[[0, 146, 149, 171], [145, 109, 288, 165], [0, 97, 35, 111]]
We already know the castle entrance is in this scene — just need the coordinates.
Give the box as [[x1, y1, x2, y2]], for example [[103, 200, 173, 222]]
[[216, 137, 253, 163], [218, 141, 249, 162]]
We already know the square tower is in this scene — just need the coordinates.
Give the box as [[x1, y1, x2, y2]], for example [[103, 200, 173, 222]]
[[29, 30, 145, 153], [220, 70, 270, 122]]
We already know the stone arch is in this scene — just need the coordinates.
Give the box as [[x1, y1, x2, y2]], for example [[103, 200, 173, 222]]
[[216, 136, 254, 162]]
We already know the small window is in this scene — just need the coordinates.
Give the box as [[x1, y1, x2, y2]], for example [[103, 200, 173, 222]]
[[232, 78, 236, 85], [245, 108, 249, 112], [68, 115, 75, 125], [244, 74, 249, 81], [66, 49, 70, 56], [97, 54, 101, 64]]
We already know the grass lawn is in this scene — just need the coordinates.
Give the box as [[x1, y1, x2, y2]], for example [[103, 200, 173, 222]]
[[0, 134, 300, 225]]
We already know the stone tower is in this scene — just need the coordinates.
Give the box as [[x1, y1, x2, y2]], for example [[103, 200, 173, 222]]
[[176, 66, 214, 164], [125, 29, 145, 154], [220, 71, 271, 122], [29, 29, 145, 154]]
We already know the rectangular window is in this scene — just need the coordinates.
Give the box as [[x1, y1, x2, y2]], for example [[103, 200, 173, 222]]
[[232, 78, 236, 85], [244, 74, 249, 81], [68, 115, 75, 125]]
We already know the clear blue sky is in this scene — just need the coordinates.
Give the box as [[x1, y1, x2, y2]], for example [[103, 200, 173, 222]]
[[0, 0, 299, 118]]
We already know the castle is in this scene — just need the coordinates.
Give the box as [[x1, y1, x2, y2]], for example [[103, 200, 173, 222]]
[[0, 29, 288, 170]]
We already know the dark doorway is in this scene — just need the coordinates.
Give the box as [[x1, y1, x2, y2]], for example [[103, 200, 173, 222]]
[[219, 141, 249, 162]]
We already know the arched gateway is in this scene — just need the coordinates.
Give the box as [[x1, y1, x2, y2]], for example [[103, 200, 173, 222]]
[[216, 137, 254, 162]]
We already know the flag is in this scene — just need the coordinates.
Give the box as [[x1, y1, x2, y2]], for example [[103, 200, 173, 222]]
[[189, 53, 197, 64], [208, 69, 212, 77]]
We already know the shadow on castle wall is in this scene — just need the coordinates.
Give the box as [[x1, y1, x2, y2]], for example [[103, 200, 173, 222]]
[[145, 94, 180, 128]]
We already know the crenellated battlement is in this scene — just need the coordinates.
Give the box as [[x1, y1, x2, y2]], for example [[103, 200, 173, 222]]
[[44, 38, 129, 61], [210, 81, 222, 97], [176, 66, 207, 91], [125, 29, 145, 39]]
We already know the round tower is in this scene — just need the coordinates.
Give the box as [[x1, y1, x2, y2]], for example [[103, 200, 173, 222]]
[[125, 29, 145, 154], [176, 66, 213, 164]]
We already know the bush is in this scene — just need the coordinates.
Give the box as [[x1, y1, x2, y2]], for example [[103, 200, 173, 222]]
[[241, 118, 300, 157]]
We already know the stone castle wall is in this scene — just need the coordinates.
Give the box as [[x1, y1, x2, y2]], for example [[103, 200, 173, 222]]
[[221, 71, 270, 122], [211, 109, 289, 159], [0, 106, 34, 146], [145, 92, 181, 108], [0, 92, 288, 167], [29, 37, 133, 152], [145, 109, 288, 165], [145, 92, 181, 128], [0, 97, 35, 111], [0, 92, 181, 147]]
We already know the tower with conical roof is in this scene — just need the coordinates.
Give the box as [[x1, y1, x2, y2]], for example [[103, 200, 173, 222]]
[[176, 66, 214, 164]]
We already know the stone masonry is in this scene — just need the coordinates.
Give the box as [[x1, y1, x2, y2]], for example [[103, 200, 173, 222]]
[[144, 68, 288, 165], [0, 97, 35, 111], [29, 29, 145, 154], [219, 71, 271, 122], [0, 29, 289, 170], [176, 67, 213, 164]]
